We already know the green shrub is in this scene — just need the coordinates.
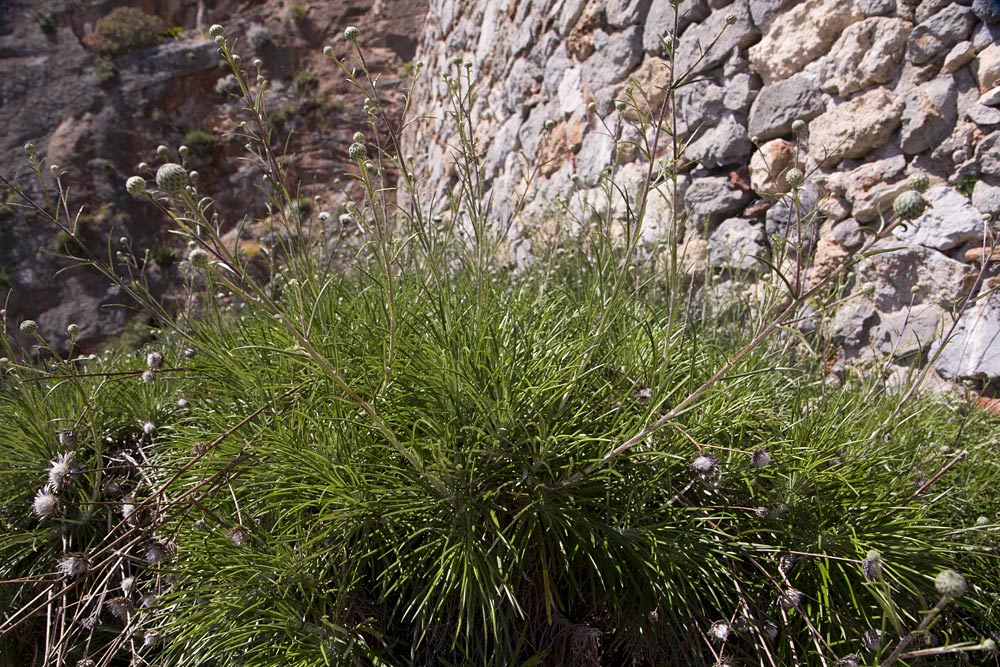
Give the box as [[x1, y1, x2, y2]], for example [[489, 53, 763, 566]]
[[95, 59, 118, 87], [35, 13, 56, 35], [181, 128, 217, 158], [290, 4, 309, 23], [87, 7, 165, 58], [292, 68, 318, 94]]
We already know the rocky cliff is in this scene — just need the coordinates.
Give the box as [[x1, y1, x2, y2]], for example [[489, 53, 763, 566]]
[[406, 0, 1000, 388], [0, 0, 423, 352]]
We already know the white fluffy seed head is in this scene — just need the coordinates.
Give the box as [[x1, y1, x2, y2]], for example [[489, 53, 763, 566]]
[[33, 488, 61, 519], [691, 454, 718, 476], [48, 452, 75, 490], [146, 351, 163, 369]]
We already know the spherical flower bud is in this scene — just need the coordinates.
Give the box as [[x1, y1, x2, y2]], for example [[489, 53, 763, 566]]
[[156, 145, 169, 159], [352, 131, 365, 143], [33, 488, 61, 519], [125, 176, 146, 197], [232, 54, 241, 68], [791, 119, 807, 135], [19, 320, 38, 336], [66, 323, 79, 338], [614, 100, 626, 112], [189, 170, 199, 182], [348, 142, 367, 160], [587, 101, 598, 113], [252, 58, 263, 69], [906, 172, 929, 193], [892, 190, 926, 221], [209, 24, 224, 38], [344, 26, 360, 42], [323, 45, 333, 57], [156, 163, 188, 194], [976, 516, 990, 527], [137, 161, 149, 172], [544, 119, 556, 131], [24, 142, 35, 154], [188, 248, 209, 267], [785, 168, 805, 187], [860, 282, 876, 297], [214, 35, 226, 47], [725, 12, 738, 25], [178, 145, 190, 158], [935, 569, 967, 598]]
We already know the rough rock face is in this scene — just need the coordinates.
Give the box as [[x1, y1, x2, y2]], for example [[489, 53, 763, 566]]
[[1, 0, 424, 353], [406, 0, 1000, 387]]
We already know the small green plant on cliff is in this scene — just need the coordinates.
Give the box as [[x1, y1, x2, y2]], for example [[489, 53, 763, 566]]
[[0, 19, 997, 667], [87, 7, 166, 58], [181, 128, 218, 159]]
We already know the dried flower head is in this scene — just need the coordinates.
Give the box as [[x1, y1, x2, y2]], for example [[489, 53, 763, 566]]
[[861, 628, 882, 653], [892, 190, 926, 221], [120, 576, 135, 595], [691, 454, 718, 477], [48, 452, 76, 490], [125, 176, 146, 197], [19, 320, 39, 336], [146, 350, 163, 369], [836, 654, 861, 667], [142, 421, 156, 436], [155, 162, 188, 194], [708, 621, 730, 642], [227, 524, 252, 546], [779, 587, 803, 610], [862, 550, 882, 581], [145, 541, 174, 565], [106, 596, 134, 621], [57, 554, 90, 579], [935, 569, 967, 598], [751, 447, 771, 469], [141, 369, 156, 383], [33, 488, 61, 519]]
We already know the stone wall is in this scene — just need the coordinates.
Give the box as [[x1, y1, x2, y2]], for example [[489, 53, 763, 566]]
[[407, 0, 1000, 386]]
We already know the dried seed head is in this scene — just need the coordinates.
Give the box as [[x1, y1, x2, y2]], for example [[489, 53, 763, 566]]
[[892, 190, 926, 221], [106, 596, 134, 621], [836, 654, 861, 667], [779, 587, 802, 610], [145, 541, 173, 565], [48, 452, 76, 490], [934, 569, 967, 598], [33, 488, 61, 519], [191, 441, 209, 457], [691, 454, 718, 477], [862, 550, 882, 581], [146, 351, 163, 369], [120, 576, 135, 595], [861, 628, 882, 653], [708, 621, 730, 642], [142, 421, 156, 436], [57, 554, 89, 579], [143, 630, 160, 649], [751, 447, 772, 468], [155, 163, 188, 194], [141, 369, 156, 383], [227, 524, 252, 546]]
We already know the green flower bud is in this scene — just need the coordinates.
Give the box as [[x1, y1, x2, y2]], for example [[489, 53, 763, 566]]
[[725, 12, 738, 25], [24, 142, 35, 154], [791, 119, 807, 135], [215, 35, 226, 48], [892, 190, 926, 221], [352, 131, 365, 143], [935, 569, 967, 598], [156, 145, 170, 159], [156, 163, 189, 194], [20, 320, 39, 336], [188, 248, 209, 267], [348, 142, 367, 160], [906, 172, 929, 193], [67, 323, 79, 338], [178, 145, 190, 158], [253, 58, 263, 69], [344, 26, 360, 42], [786, 168, 805, 187], [209, 24, 225, 38], [126, 176, 146, 197], [544, 119, 556, 131], [323, 45, 333, 57]]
